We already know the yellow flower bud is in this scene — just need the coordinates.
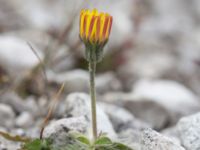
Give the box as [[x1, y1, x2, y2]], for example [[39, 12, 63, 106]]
[[79, 9, 113, 45]]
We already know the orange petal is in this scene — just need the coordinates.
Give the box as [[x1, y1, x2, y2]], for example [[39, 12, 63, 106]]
[[108, 16, 113, 36], [88, 16, 96, 39], [96, 16, 101, 42], [102, 16, 109, 41]]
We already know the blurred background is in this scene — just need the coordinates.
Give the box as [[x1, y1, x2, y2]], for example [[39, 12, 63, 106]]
[[0, 0, 200, 149]]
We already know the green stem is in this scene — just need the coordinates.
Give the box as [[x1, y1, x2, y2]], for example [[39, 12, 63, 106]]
[[89, 60, 97, 140]]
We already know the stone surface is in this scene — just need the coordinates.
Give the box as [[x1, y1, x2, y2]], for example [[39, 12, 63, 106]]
[[132, 79, 200, 124], [44, 117, 88, 137], [118, 51, 175, 88], [141, 128, 185, 150], [118, 129, 141, 150], [124, 98, 169, 130], [47, 70, 89, 93], [0, 136, 21, 150], [103, 92, 169, 129], [0, 0, 27, 31], [64, 93, 117, 139], [1, 92, 39, 117], [0, 103, 15, 128], [15, 111, 34, 128], [96, 72, 122, 94], [161, 126, 181, 145], [48, 70, 122, 94], [99, 102, 134, 131], [43, 117, 88, 147], [0, 35, 42, 76], [106, 79, 200, 129], [177, 112, 200, 150], [99, 102, 150, 132]]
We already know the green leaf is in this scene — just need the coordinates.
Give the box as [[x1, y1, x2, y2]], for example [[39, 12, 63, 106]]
[[22, 139, 51, 150], [50, 135, 90, 150], [112, 142, 133, 150], [95, 142, 133, 150], [76, 136, 91, 146], [95, 137, 112, 145], [20, 134, 133, 150], [69, 132, 91, 146], [51, 142, 90, 150]]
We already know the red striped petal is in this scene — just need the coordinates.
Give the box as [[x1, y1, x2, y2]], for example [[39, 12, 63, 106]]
[[102, 16, 109, 40], [108, 16, 113, 35], [96, 16, 101, 42], [88, 16, 96, 38]]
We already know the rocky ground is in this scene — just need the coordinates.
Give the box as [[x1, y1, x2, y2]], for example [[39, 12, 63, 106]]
[[0, 0, 200, 150]]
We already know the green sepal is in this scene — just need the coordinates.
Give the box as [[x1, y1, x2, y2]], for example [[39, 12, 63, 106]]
[[84, 40, 108, 63]]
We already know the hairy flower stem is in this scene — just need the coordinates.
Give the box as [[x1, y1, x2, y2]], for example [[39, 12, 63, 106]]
[[89, 60, 97, 140]]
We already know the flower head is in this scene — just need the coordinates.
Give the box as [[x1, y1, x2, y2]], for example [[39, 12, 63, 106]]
[[79, 9, 113, 62], [79, 9, 113, 46]]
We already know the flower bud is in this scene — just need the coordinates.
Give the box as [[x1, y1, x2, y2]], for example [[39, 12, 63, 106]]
[[79, 9, 113, 62]]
